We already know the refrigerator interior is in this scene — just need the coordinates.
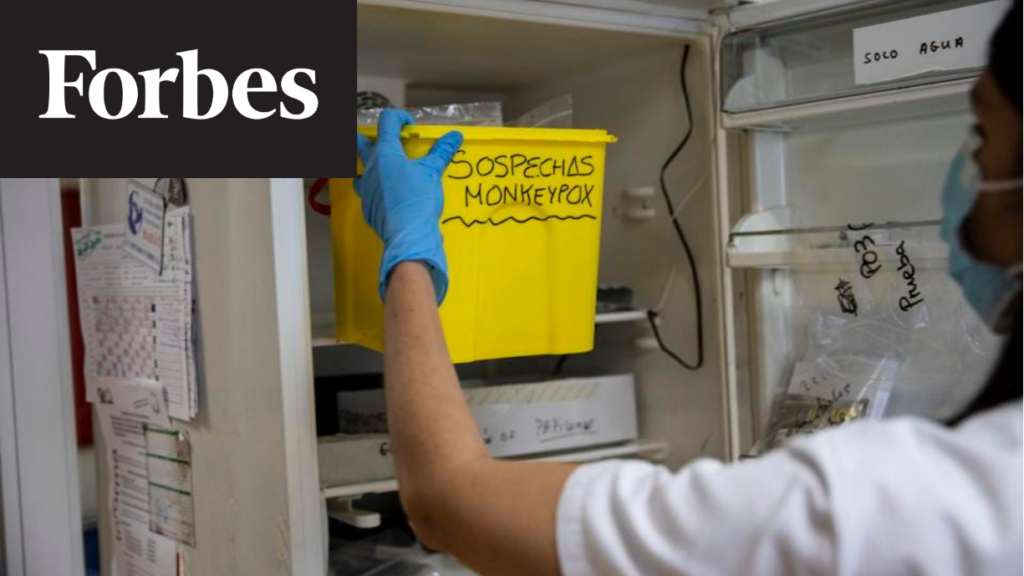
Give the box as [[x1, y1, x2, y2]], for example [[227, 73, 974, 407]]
[[309, 3, 729, 499], [720, 0, 1005, 442]]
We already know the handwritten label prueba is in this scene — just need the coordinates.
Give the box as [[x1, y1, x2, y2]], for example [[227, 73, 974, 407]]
[[442, 151, 600, 228], [853, 0, 1010, 86], [895, 241, 924, 312]]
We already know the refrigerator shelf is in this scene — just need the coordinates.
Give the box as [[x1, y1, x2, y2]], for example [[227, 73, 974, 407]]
[[727, 242, 949, 270], [595, 309, 651, 325], [312, 324, 345, 348], [321, 439, 670, 502], [312, 311, 651, 348], [722, 79, 972, 131], [720, 0, 996, 116], [727, 218, 949, 269]]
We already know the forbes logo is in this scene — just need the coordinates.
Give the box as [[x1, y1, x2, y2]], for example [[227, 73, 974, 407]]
[[39, 49, 317, 120]]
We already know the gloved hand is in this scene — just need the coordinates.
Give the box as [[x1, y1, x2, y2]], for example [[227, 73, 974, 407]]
[[355, 109, 464, 304]]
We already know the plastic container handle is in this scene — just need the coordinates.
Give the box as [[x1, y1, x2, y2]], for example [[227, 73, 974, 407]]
[[308, 178, 331, 216]]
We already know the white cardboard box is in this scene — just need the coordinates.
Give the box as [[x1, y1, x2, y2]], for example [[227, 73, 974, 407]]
[[329, 374, 638, 474]]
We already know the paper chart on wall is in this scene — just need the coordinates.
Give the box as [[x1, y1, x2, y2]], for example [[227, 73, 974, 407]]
[[89, 378, 178, 576], [72, 206, 198, 420], [144, 426, 196, 547]]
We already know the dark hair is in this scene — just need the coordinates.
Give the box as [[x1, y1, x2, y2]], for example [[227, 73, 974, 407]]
[[950, 312, 1022, 425], [989, 0, 1021, 111], [950, 3, 1023, 425]]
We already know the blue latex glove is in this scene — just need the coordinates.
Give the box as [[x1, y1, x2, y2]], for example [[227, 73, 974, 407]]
[[355, 109, 464, 304]]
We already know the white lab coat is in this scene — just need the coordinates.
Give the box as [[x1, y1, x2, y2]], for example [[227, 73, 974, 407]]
[[557, 401, 1023, 576]]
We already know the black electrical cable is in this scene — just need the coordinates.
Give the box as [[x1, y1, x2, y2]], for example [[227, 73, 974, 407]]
[[552, 354, 570, 376], [653, 44, 705, 371]]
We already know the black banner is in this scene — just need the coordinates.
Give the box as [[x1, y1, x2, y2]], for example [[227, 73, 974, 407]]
[[0, 1, 356, 175]]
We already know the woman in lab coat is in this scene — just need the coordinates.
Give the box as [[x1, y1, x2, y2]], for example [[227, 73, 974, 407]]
[[352, 3, 1022, 574]]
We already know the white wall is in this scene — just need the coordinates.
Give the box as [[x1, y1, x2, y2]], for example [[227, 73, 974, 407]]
[[82, 179, 321, 576], [0, 180, 85, 576]]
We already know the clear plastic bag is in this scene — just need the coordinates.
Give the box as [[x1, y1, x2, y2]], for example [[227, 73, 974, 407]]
[[506, 95, 573, 128], [750, 396, 872, 456], [785, 355, 901, 416], [357, 102, 503, 127], [750, 347, 901, 456], [751, 227, 1001, 456]]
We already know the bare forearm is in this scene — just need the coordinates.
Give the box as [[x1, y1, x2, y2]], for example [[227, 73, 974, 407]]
[[384, 262, 489, 485], [383, 261, 572, 576]]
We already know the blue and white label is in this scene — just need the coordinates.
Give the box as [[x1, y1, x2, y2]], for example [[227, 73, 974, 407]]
[[853, 0, 1010, 86], [124, 180, 167, 274]]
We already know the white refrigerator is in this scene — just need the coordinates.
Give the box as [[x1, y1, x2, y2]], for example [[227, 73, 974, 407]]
[[71, 0, 1010, 574]]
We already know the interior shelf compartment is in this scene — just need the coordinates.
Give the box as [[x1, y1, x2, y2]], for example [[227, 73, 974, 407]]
[[728, 100, 971, 235], [720, 0, 993, 115], [726, 216, 949, 269], [594, 309, 650, 324], [722, 78, 972, 131], [321, 439, 670, 502], [312, 310, 652, 348], [312, 319, 342, 348]]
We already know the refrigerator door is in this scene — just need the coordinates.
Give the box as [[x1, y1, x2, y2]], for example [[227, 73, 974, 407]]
[[715, 0, 1011, 455]]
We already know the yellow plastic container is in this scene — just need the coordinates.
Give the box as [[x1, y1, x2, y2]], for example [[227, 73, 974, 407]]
[[332, 125, 616, 363]]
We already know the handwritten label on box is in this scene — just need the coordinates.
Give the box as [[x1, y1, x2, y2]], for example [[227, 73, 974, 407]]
[[853, 0, 1010, 86]]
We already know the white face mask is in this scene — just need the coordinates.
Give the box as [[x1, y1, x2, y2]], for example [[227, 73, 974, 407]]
[[939, 130, 1023, 334]]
